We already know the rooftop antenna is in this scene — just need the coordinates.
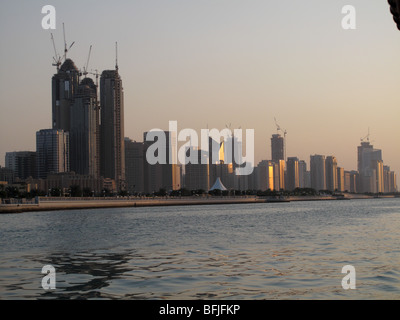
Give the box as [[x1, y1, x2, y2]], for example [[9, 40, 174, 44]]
[[115, 41, 119, 71]]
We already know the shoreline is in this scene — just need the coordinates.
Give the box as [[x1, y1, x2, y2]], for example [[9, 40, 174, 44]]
[[1, 194, 396, 214]]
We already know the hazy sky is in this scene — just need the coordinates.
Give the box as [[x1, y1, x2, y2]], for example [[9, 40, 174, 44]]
[[0, 0, 399, 176]]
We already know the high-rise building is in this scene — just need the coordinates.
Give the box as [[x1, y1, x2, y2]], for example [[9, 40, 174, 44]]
[[337, 167, 345, 192], [70, 78, 100, 178], [325, 156, 338, 192], [277, 159, 286, 190], [5, 151, 36, 180], [100, 68, 125, 190], [143, 131, 180, 194], [0, 166, 14, 184], [125, 138, 145, 194], [36, 129, 69, 179], [286, 157, 299, 191], [357, 141, 383, 193], [257, 160, 274, 191], [344, 171, 351, 192], [384, 166, 398, 193], [184, 147, 209, 191], [271, 134, 284, 163], [389, 171, 397, 193], [349, 170, 358, 193], [298, 160, 307, 188], [310, 155, 326, 191], [52, 59, 80, 131]]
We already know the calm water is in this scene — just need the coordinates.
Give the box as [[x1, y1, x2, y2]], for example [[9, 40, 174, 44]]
[[1, 198, 400, 300]]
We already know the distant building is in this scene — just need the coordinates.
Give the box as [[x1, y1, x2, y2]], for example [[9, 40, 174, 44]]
[[349, 170, 358, 193], [337, 167, 345, 192], [125, 138, 145, 194], [383, 166, 398, 193], [286, 157, 299, 191], [298, 160, 307, 189], [357, 141, 383, 193], [310, 155, 326, 191], [100, 68, 125, 191], [52, 59, 80, 132], [271, 134, 284, 163], [344, 171, 351, 192], [5, 151, 36, 180], [36, 129, 69, 179], [70, 77, 100, 178], [184, 147, 209, 191], [0, 166, 14, 184], [257, 160, 274, 191], [325, 156, 338, 192], [143, 131, 180, 194]]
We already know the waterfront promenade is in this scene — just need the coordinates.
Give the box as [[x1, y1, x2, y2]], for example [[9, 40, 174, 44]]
[[0, 194, 379, 214]]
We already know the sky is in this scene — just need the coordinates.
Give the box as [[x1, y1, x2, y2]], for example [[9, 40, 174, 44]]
[[0, 0, 399, 177]]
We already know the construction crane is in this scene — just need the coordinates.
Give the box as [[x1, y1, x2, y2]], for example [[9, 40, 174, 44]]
[[87, 69, 100, 88], [82, 45, 92, 78], [274, 117, 287, 137], [274, 117, 288, 161], [50, 33, 62, 71], [62, 23, 75, 61], [360, 128, 371, 143]]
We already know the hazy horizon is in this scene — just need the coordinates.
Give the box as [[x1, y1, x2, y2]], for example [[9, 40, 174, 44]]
[[1, 0, 399, 177]]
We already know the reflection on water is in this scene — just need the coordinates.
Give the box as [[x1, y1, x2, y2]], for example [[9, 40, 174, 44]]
[[1, 199, 400, 299]]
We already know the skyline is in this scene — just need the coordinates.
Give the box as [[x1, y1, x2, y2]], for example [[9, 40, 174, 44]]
[[0, 1, 399, 177]]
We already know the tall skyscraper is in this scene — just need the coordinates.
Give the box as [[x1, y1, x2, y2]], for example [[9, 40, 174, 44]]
[[125, 138, 145, 194], [271, 134, 284, 163], [36, 129, 69, 179], [70, 77, 100, 178], [143, 131, 180, 194], [286, 157, 299, 191], [357, 141, 383, 193], [257, 160, 274, 191], [310, 155, 326, 191], [184, 147, 209, 191], [325, 156, 338, 192], [337, 167, 345, 192], [349, 170, 358, 193], [344, 171, 351, 192], [298, 160, 308, 188], [52, 59, 80, 131], [383, 166, 398, 193], [100, 68, 125, 190], [277, 159, 286, 191], [5, 151, 37, 180]]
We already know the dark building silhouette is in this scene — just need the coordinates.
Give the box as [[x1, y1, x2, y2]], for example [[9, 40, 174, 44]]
[[36, 129, 70, 179], [5, 151, 37, 180], [125, 138, 145, 194], [143, 131, 180, 194], [100, 69, 125, 190], [52, 59, 80, 132], [271, 134, 284, 163], [70, 77, 100, 178]]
